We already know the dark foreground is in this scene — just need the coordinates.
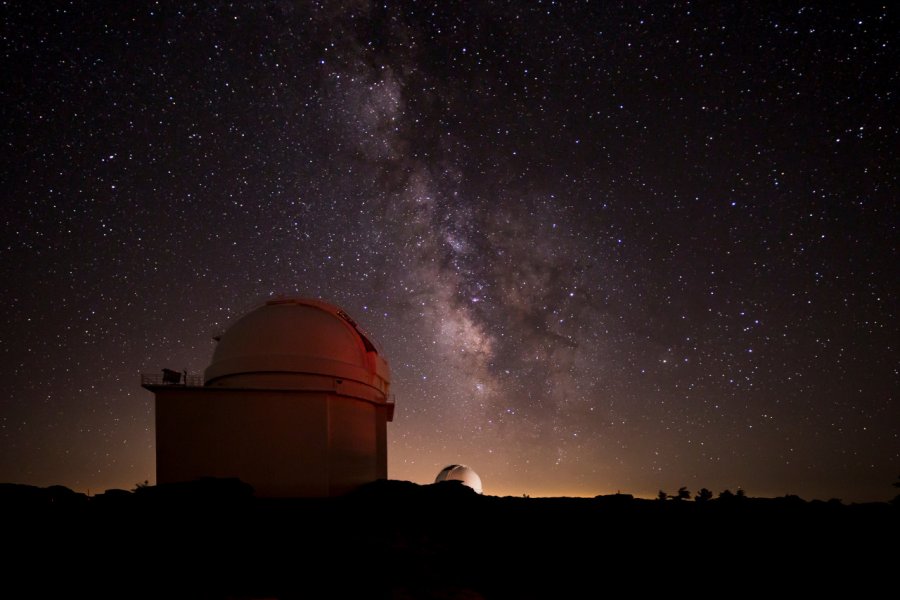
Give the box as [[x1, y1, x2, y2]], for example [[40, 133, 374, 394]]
[[2, 479, 897, 598]]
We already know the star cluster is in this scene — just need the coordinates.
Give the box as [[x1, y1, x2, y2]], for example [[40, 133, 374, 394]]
[[1, 2, 896, 500]]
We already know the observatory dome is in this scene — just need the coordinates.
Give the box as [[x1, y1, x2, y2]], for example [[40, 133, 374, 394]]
[[435, 464, 483, 494], [204, 298, 390, 399]]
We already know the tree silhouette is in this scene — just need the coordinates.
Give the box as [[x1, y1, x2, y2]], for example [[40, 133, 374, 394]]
[[657, 489, 668, 501], [695, 488, 713, 502], [736, 488, 746, 499], [719, 489, 734, 500], [673, 486, 690, 501]]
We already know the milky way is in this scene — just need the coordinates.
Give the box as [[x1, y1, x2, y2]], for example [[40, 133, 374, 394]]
[[1, 2, 897, 501]]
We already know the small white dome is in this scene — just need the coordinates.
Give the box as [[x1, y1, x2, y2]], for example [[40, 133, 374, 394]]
[[204, 298, 390, 401], [435, 464, 483, 494]]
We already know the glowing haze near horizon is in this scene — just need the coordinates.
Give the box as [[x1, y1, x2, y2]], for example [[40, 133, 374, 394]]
[[1, 3, 897, 501]]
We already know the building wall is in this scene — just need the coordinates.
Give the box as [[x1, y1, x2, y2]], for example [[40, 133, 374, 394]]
[[327, 394, 376, 496], [155, 387, 386, 497]]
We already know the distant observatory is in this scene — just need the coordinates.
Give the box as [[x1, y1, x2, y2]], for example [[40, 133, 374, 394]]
[[142, 298, 394, 497], [435, 465, 483, 494]]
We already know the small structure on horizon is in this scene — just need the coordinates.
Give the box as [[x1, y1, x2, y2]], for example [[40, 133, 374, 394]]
[[435, 464, 483, 494], [143, 297, 394, 498]]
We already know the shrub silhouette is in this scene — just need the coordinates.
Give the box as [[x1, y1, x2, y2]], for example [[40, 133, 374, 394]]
[[673, 486, 691, 501]]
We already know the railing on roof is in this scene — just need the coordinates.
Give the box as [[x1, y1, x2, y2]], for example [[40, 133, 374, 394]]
[[141, 372, 204, 387]]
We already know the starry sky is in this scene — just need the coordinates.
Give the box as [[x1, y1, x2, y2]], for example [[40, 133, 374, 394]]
[[1, 2, 897, 501]]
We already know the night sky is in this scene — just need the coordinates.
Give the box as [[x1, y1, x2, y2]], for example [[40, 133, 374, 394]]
[[1, 2, 897, 501]]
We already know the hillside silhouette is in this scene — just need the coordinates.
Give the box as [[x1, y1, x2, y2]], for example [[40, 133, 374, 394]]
[[2, 479, 897, 598]]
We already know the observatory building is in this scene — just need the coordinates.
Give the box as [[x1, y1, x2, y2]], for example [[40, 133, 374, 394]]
[[142, 298, 394, 497], [435, 464, 483, 494]]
